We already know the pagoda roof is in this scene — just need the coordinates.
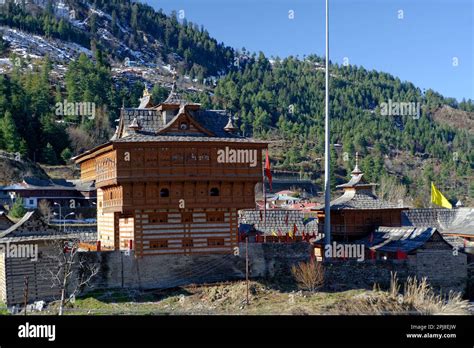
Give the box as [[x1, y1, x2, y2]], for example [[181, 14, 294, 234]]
[[336, 173, 375, 189], [314, 152, 405, 211], [75, 82, 267, 162], [316, 188, 402, 210]]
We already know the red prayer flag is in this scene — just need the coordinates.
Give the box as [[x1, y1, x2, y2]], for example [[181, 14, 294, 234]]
[[285, 213, 289, 226], [293, 224, 298, 236], [265, 150, 272, 192], [369, 249, 375, 260], [396, 249, 407, 260]]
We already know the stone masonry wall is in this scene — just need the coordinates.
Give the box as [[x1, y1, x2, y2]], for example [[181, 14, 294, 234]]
[[325, 250, 467, 294], [3, 242, 468, 305], [83, 242, 313, 291]]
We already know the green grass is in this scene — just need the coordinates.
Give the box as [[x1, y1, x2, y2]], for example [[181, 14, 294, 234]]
[[37, 282, 370, 315]]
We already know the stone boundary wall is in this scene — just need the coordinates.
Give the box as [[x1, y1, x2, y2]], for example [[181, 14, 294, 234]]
[[2, 242, 469, 305], [325, 249, 467, 294], [83, 242, 313, 292]]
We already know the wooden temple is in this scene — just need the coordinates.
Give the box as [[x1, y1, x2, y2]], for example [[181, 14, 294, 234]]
[[314, 153, 407, 241], [74, 82, 267, 256]]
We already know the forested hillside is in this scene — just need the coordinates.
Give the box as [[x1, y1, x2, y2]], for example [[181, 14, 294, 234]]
[[207, 54, 473, 204], [0, 0, 235, 77], [0, 0, 472, 206]]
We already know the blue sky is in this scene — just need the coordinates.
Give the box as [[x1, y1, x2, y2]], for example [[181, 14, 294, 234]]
[[145, 0, 473, 101]]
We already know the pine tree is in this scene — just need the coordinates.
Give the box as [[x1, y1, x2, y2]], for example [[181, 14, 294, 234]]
[[42, 143, 58, 164], [1, 111, 20, 153], [9, 198, 27, 219]]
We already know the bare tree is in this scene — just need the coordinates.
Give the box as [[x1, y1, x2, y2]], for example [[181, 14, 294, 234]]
[[291, 260, 324, 292], [43, 238, 99, 315], [378, 176, 410, 206]]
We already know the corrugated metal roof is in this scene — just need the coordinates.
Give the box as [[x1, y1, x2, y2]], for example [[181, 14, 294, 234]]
[[357, 226, 438, 253]]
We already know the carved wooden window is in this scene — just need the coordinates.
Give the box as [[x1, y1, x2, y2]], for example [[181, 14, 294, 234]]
[[198, 149, 210, 163], [181, 212, 193, 223], [179, 121, 189, 130], [171, 150, 184, 164], [145, 149, 158, 166], [206, 212, 224, 222], [207, 238, 224, 247], [186, 148, 197, 164], [149, 213, 168, 224], [149, 240, 168, 249], [159, 147, 171, 165], [182, 238, 194, 247]]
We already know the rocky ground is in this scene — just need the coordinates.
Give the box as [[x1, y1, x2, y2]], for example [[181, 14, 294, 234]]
[[15, 278, 470, 316]]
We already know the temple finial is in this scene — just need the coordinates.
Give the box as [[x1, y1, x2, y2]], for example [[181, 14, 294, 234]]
[[224, 114, 237, 133], [352, 151, 362, 175]]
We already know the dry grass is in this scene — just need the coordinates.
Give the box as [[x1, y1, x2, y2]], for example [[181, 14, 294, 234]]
[[291, 260, 324, 292], [329, 272, 470, 315], [401, 275, 469, 315]]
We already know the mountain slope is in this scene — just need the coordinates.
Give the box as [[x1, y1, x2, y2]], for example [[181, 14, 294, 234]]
[[0, 0, 472, 206]]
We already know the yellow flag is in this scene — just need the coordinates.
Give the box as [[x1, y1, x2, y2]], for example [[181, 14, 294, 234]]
[[431, 182, 452, 209], [272, 230, 278, 237], [288, 229, 294, 238]]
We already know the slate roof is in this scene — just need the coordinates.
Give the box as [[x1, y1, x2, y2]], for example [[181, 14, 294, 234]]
[[0, 211, 14, 230], [402, 208, 474, 236], [163, 80, 188, 105], [119, 108, 164, 137], [1, 177, 95, 192], [0, 231, 97, 243], [318, 188, 402, 210], [357, 226, 441, 253], [314, 156, 404, 211], [336, 173, 374, 189], [74, 84, 267, 162], [114, 107, 252, 142], [113, 134, 265, 143]]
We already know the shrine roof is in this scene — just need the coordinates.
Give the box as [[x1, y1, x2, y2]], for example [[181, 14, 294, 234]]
[[356, 226, 451, 253]]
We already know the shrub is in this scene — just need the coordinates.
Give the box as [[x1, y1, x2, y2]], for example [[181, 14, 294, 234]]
[[9, 198, 27, 219], [331, 272, 469, 315], [291, 260, 324, 292]]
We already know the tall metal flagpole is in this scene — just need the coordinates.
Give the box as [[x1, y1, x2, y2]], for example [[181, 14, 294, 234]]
[[324, 0, 331, 250]]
